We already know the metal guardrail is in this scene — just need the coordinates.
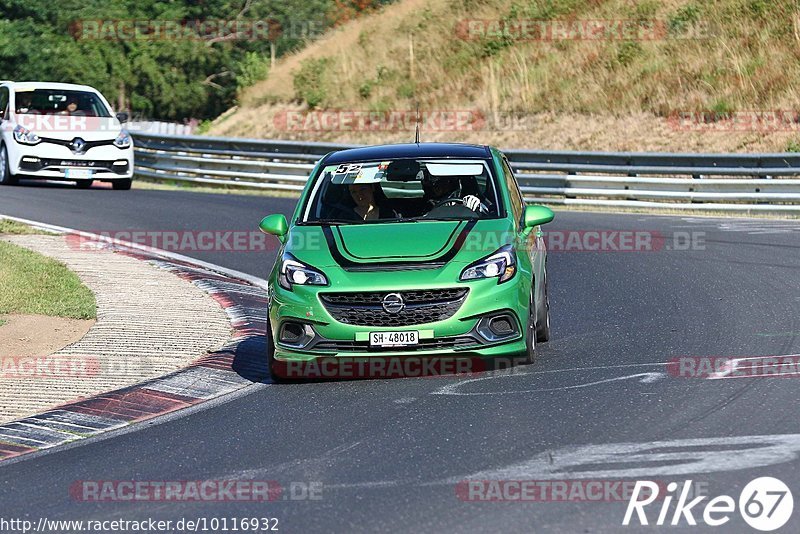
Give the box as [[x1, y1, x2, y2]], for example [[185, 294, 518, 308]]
[[132, 132, 800, 213]]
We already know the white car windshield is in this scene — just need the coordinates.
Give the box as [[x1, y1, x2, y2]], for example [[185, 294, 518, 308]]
[[14, 89, 111, 117]]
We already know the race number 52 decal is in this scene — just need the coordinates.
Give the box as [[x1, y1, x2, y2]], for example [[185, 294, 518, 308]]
[[335, 163, 362, 175]]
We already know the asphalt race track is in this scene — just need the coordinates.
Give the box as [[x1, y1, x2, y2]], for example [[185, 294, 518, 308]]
[[1, 181, 800, 532]]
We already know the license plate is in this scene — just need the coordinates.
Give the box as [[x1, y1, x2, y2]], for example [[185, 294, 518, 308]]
[[65, 168, 93, 179], [369, 331, 419, 347]]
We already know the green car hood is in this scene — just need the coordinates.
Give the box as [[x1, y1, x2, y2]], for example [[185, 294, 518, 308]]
[[286, 218, 517, 269]]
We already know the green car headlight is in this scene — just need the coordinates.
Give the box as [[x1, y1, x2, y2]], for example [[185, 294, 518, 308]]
[[279, 254, 328, 290], [459, 245, 517, 284]]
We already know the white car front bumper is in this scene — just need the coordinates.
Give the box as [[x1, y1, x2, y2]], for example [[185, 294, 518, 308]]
[[7, 139, 134, 181]]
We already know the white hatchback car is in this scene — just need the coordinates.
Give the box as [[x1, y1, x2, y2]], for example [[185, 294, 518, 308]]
[[0, 81, 134, 189]]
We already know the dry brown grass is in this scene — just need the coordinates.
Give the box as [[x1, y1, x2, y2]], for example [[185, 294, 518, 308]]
[[211, 0, 800, 152]]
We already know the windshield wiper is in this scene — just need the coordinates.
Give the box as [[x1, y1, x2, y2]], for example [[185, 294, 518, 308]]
[[305, 219, 362, 225], [421, 216, 479, 221], [306, 217, 431, 225], [370, 217, 420, 224]]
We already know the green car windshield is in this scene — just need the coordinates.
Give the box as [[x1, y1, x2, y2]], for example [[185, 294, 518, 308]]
[[302, 158, 502, 224]]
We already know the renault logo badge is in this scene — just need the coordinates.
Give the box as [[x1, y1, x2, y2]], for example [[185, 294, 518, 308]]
[[70, 138, 86, 154]]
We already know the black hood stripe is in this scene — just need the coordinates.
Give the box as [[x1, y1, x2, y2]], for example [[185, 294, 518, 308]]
[[334, 222, 463, 261], [322, 220, 477, 271]]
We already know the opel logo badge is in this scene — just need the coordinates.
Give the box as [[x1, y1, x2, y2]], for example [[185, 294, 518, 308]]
[[70, 138, 86, 153], [382, 293, 405, 314]]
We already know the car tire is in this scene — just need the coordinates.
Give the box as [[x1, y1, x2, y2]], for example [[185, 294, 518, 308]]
[[113, 179, 132, 191], [523, 292, 536, 365], [75, 180, 93, 189], [0, 143, 19, 186], [536, 269, 551, 343]]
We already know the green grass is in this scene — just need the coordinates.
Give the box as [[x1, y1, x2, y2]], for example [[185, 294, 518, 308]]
[[0, 219, 50, 235], [0, 241, 96, 319]]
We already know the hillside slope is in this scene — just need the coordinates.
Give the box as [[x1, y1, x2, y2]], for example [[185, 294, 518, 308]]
[[208, 0, 800, 152]]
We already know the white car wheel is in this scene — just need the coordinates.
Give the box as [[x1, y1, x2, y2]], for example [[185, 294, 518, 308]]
[[0, 143, 16, 186]]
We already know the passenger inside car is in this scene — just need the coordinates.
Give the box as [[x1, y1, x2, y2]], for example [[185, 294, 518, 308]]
[[348, 183, 399, 221], [321, 182, 399, 222], [15, 93, 34, 114]]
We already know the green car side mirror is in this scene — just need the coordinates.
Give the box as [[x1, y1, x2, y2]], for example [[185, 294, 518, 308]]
[[259, 214, 289, 243], [524, 205, 554, 229]]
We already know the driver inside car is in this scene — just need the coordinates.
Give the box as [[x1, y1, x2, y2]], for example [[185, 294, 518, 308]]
[[422, 174, 488, 214]]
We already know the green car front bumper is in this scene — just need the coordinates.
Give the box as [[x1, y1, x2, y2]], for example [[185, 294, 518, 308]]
[[268, 268, 530, 362]]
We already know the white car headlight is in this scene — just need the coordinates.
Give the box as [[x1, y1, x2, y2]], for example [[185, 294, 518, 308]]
[[278, 254, 328, 290], [460, 245, 517, 283], [13, 125, 41, 145], [113, 130, 131, 149]]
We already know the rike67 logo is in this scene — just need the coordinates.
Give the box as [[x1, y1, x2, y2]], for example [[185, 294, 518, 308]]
[[623, 477, 793, 531]]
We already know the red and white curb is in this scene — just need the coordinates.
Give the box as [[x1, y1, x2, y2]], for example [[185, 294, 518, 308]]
[[0, 223, 270, 461]]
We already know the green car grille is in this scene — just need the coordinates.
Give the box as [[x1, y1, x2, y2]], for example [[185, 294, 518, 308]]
[[319, 288, 469, 327]]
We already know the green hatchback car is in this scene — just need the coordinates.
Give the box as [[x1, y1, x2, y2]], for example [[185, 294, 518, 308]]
[[259, 143, 554, 379]]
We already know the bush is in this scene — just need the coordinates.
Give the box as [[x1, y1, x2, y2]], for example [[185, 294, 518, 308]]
[[668, 4, 701, 35], [293, 57, 331, 108], [358, 81, 373, 99], [196, 120, 213, 135], [396, 80, 416, 100], [237, 52, 270, 91], [617, 41, 643, 67], [711, 98, 735, 117]]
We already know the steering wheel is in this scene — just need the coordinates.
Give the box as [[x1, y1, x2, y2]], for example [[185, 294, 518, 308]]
[[430, 197, 466, 210]]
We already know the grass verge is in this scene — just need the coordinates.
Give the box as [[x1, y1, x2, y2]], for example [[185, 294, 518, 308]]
[[0, 239, 96, 320], [0, 219, 51, 235]]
